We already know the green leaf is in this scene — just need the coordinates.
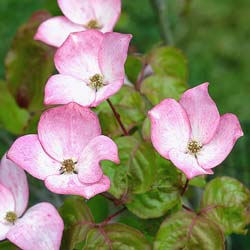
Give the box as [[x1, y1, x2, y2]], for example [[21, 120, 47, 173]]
[[86, 195, 109, 223], [141, 117, 151, 142], [5, 10, 55, 111], [125, 55, 143, 84], [117, 209, 164, 243], [0, 81, 29, 134], [126, 155, 182, 219], [83, 223, 152, 250], [189, 175, 207, 188], [141, 75, 187, 105], [102, 136, 156, 198], [200, 176, 250, 235], [0, 241, 19, 250], [154, 210, 225, 250], [148, 46, 188, 81], [96, 85, 146, 138], [59, 197, 94, 250]]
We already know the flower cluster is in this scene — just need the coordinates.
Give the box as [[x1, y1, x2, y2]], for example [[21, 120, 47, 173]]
[[1, 0, 244, 249]]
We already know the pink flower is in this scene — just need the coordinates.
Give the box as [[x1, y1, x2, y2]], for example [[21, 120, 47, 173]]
[[7, 102, 119, 199], [34, 0, 121, 47], [0, 155, 63, 250], [148, 83, 243, 179], [44, 30, 132, 107]]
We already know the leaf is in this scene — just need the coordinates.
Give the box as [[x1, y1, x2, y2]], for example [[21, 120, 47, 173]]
[[154, 210, 225, 250], [125, 155, 182, 219], [0, 241, 20, 250], [83, 223, 152, 250], [117, 209, 164, 243], [200, 177, 250, 235], [142, 117, 151, 142], [189, 175, 207, 188], [141, 75, 187, 105], [0, 81, 29, 134], [5, 10, 55, 111], [125, 55, 143, 84], [96, 85, 147, 138], [148, 46, 188, 81], [59, 197, 95, 250], [102, 136, 157, 199]]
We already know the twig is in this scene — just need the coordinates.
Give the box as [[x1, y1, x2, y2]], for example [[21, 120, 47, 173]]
[[150, 0, 174, 45], [99, 207, 126, 226], [182, 204, 193, 212], [181, 179, 189, 196], [107, 99, 129, 136]]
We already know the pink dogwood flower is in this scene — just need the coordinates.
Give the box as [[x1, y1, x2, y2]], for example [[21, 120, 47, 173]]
[[0, 155, 63, 250], [44, 30, 132, 107], [149, 83, 243, 179], [7, 102, 119, 199], [34, 0, 121, 47]]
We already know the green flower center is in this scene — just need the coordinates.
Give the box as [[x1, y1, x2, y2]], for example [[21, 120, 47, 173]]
[[89, 74, 104, 91], [5, 211, 17, 224], [60, 159, 77, 174], [85, 19, 102, 29], [188, 140, 202, 155]]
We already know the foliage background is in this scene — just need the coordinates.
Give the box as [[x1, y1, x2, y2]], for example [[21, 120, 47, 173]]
[[0, 0, 249, 249]]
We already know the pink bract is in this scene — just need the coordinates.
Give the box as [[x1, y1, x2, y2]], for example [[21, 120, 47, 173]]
[[0, 155, 63, 250], [7, 102, 119, 199], [148, 83, 243, 179], [44, 30, 132, 107], [34, 0, 121, 47]]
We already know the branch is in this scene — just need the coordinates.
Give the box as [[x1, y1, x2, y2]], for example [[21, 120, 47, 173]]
[[107, 99, 129, 136]]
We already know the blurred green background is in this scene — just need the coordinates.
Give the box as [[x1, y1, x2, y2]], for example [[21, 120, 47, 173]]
[[0, 0, 249, 249]]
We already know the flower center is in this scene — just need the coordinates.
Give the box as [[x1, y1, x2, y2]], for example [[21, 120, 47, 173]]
[[60, 159, 77, 174], [89, 74, 104, 91], [85, 19, 102, 29], [5, 211, 17, 224], [187, 140, 202, 155]]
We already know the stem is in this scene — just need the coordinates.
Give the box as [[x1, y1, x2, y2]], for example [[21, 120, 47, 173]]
[[135, 63, 147, 91], [99, 207, 126, 226], [182, 204, 193, 212], [181, 179, 189, 196], [107, 99, 129, 136], [150, 0, 174, 45]]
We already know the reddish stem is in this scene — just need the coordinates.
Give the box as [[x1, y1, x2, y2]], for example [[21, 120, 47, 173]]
[[99, 207, 126, 226], [107, 99, 129, 136], [135, 63, 147, 91], [181, 179, 189, 196], [182, 204, 193, 212]]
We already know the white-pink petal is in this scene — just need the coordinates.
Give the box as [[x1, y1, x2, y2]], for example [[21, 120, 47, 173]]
[[7, 135, 60, 180], [7, 203, 64, 250], [38, 103, 101, 161], [180, 82, 220, 144], [45, 174, 110, 199], [198, 113, 243, 169], [93, 79, 124, 106], [169, 149, 213, 179], [58, 0, 95, 25], [99, 32, 132, 82], [149, 99, 191, 159], [34, 16, 84, 47], [0, 222, 12, 241], [44, 74, 96, 107], [78, 135, 119, 184], [55, 30, 103, 80], [0, 155, 28, 217], [0, 184, 15, 222], [93, 0, 121, 32]]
